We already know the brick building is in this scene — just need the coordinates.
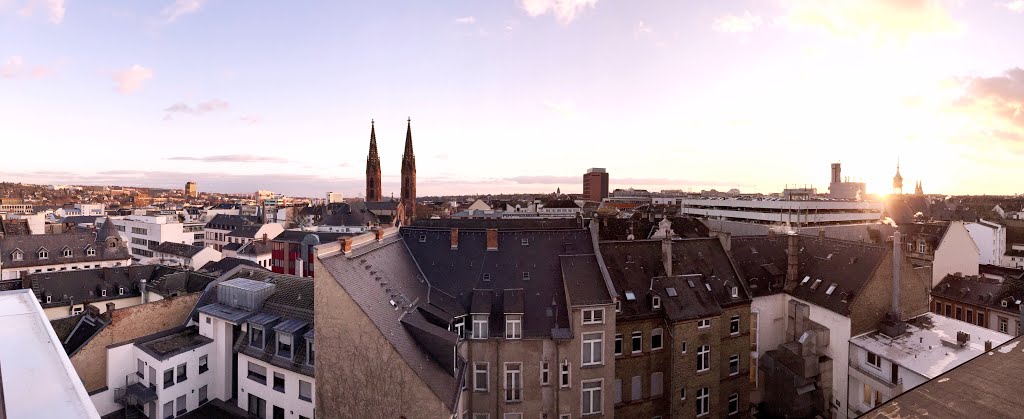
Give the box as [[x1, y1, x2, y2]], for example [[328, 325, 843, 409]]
[[931, 270, 1024, 336], [583, 168, 609, 202], [600, 218, 752, 418]]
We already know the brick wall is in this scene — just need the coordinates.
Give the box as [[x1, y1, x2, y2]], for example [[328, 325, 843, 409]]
[[850, 254, 931, 335]]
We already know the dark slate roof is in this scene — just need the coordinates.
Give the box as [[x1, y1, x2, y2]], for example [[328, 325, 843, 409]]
[[225, 225, 264, 238], [542, 199, 580, 209], [60, 216, 101, 225], [597, 216, 709, 241], [237, 240, 272, 256], [599, 238, 749, 321], [61, 314, 108, 355], [1, 219, 31, 235], [319, 235, 462, 411], [730, 235, 888, 316], [272, 230, 352, 244], [979, 264, 1024, 281], [51, 314, 86, 342], [403, 227, 600, 338], [0, 232, 130, 269], [899, 221, 950, 250], [321, 202, 379, 226], [152, 241, 205, 258], [1006, 225, 1024, 257], [363, 201, 401, 211], [205, 214, 258, 230], [222, 242, 242, 252], [932, 273, 1024, 314], [560, 254, 612, 306], [29, 265, 190, 308], [147, 270, 216, 297], [96, 217, 120, 242], [863, 334, 1024, 419], [198, 257, 264, 276], [411, 218, 581, 230], [136, 326, 212, 361]]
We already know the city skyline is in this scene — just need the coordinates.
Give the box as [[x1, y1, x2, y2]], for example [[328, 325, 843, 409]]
[[2, 1, 1024, 197]]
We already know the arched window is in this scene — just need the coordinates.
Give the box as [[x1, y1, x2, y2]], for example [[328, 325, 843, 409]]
[[86, 247, 96, 257], [62, 247, 72, 258]]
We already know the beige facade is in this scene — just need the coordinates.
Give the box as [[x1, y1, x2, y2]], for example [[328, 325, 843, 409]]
[[931, 221, 980, 286]]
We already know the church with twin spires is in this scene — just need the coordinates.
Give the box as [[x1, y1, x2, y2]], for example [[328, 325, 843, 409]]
[[365, 118, 416, 224]]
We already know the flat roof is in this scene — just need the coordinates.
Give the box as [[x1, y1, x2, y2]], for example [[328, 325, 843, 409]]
[[0, 289, 100, 418], [851, 313, 1012, 379], [864, 334, 1024, 418]]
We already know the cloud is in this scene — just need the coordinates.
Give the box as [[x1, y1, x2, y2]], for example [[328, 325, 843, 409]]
[[161, 0, 205, 22], [162, 99, 228, 120], [166, 154, 289, 163], [781, 0, 959, 42], [113, 64, 153, 94], [1, 56, 23, 78], [950, 67, 1024, 145], [454, 15, 475, 24], [9, 0, 64, 23], [520, 0, 597, 24], [1006, 1, 1024, 13], [633, 20, 653, 39], [240, 115, 263, 125], [713, 11, 762, 33]]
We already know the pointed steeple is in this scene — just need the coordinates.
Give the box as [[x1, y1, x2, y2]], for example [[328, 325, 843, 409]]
[[400, 117, 417, 223], [403, 117, 415, 159], [365, 119, 382, 202], [96, 216, 120, 242], [892, 158, 903, 195]]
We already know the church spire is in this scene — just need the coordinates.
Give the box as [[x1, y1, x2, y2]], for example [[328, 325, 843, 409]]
[[892, 158, 904, 195], [400, 117, 417, 224], [365, 119, 382, 202], [403, 117, 415, 158]]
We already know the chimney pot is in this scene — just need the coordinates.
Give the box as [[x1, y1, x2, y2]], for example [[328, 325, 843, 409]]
[[106, 302, 115, 313], [486, 229, 498, 251], [985, 340, 993, 351], [450, 228, 459, 249]]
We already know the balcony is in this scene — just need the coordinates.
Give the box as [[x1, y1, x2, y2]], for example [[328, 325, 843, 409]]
[[114, 374, 159, 406]]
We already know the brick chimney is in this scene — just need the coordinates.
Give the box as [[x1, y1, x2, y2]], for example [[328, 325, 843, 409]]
[[105, 302, 115, 314], [341, 237, 353, 253], [262, 233, 268, 244], [784, 232, 799, 292], [375, 229, 384, 241], [486, 229, 498, 251], [450, 228, 459, 249], [662, 234, 673, 277]]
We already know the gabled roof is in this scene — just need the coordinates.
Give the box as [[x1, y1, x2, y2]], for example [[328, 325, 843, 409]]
[[29, 265, 197, 308], [932, 273, 1024, 314], [730, 235, 888, 316], [0, 232, 130, 268], [272, 230, 352, 244], [237, 240, 273, 256], [899, 221, 951, 250], [321, 202, 379, 227], [226, 225, 264, 238], [412, 218, 581, 230], [152, 241, 206, 258], [205, 214, 258, 230], [199, 257, 265, 276]]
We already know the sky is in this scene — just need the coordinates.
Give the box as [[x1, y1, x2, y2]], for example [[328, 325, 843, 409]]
[[2, 0, 1023, 198]]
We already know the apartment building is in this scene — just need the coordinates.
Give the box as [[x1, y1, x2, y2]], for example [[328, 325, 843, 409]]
[[599, 219, 752, 418], [931, 272, 1024, 336], [0, 221, 130, 280], [900, 221, 980, 285], [271, 230, 349, 278], [314, 223, 617, 418], [203, 214, 259, 251], [101, 215, 206, 262]]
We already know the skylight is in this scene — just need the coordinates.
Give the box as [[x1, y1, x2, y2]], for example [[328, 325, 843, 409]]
[[801, 276, 810, 285], [625, 291, 636, 301], [825, 284, 837, 295], [704, 283, 712, 292], [810, 279, 822, 290], [666, 287, 677, 297]]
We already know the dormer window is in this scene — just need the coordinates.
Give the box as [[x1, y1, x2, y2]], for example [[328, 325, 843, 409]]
[[277, 333, 293, 359], [615, 301, 622, 313], [453, 317, 466, 338], [101, 289, 107, 297], [119, 287, 125, 295], [731, 286, 739, 298], [85, 246, 96, 257], [45, 295, 51, 303], [38, 248, 49, 260], [11, 250, 23, 261], [522, 271, 530, 280], [652, 296, 662, 309], [471, 314, 489, 339], [482, 273, 491, 281], [1002, 300, 1009, 308], [250, 325, 265, 348], [505, 315, 522, 339], [62, 247, 72, 258], [306, 339, 315, 365]]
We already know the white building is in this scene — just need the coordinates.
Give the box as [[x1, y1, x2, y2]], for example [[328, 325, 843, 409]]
[[326, 192, 343, 204], [680, 198, 884, 227], [151, 242, 223, 270], [846, 313, 1011, 416], [0, 289, 101, 418], [223, 239, 274, 270], [101, 215, 206, 262], [965, 219, 1007, 266]]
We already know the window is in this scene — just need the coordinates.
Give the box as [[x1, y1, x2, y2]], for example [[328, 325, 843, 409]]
[[85, 246, 95, 255], [582, 332, 603, 366], [101, 289, 107, 297], [163, 401, 174, 419], [697, 345, 710, 372], [176, 394, 186, 415], [163, 368, 174, 388], [615, 300, 621, 313], [680, 387, 686, 400], [299, 380, 313, 402], [541, 362, 550, 385], [696, 387, 710, 416], [199, 384, 208, 404], [472, 314, 489, 339], [582, 308, 604, 324], [62, 247, 72, 257], [680, 340, 687, 353], [278, 333, 293, 359], [474, 363, 488, 392], [504, 363, 522, 402], [999, 316, 1009, 333], [521, 238, 529, 246], [132, 227, 148, 235], [651, 371, 663, 397], [522, 271, 530, 280], [248, 361, 267, 384], [631, 331, 642, 353], [118, 287, 124, 295], [698, 319, 711, 329], [967, 309, 974, 324], [419, 235, 427, 243], [631, 375, 641, 400], [307, 340, 315, 365], [503, 414, 522, 419], [454, 318, 465, 338], [614, 334, 623, 356], [45, 295, 51, 303], [956, 306, 963, 320], [136, 359, 144, 378], [505, 315, 522, 339], [247, 394, 267, 419], [729, 354, 740, 376], [867, 351, 882, 369], [979, 312, 987, 327], [176, 363, 187, 382], [730, 315, 740, 335], [652, 296, 661, 309], [581, 379, 602, 415], [613, 378, 622, 404], [560, 362, 571, 387], [273, 372, 285, 392], [38, 248, 48, 259], [651, 328, 663, 350], [473, 415, 490, 419], [728, 393, 739, 415], [12, 250, 22, 261]]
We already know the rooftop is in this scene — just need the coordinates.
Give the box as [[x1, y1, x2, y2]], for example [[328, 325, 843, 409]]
[[864, 334, 1024, 419], [136, 326, 212, 361], [851, 313, 1012, 379], [0, 289, 100, 418], [152, 241, 206, 258]]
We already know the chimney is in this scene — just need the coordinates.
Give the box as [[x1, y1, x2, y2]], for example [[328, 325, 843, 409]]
[[892, 231, 902, 319], [785, 232, 799, 292], [662, 234, 673, 277], [486, 229, 498, 251], [341, 237, 353, 253], [450, 228, 459, 249], [375, 229, 384, 241], [716, 231, 731, 252], [985, 340, 993, 351], [20, 274, 31, 290], [105, 302, 115, 314], [139, 278, 148, 303], [262, 233, 268, 244]]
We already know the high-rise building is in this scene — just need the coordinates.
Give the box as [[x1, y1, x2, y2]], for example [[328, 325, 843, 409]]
[[365, 120, 382, 202], [185, 181, 197, 198], [400, 118, 416, 223], [583, 168, 609, 202]]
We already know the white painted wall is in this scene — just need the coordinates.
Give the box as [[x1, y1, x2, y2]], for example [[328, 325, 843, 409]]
[[199, 312, 239, 403], [965, 220, 1006, 266], [749, 293, 787, 404], [933, 221, 981, 286], [140, 339, 215, 419], [151, 246, 222, 270], [237, 354, 315, 419], [103, 216, 206, 262], [44, 295, 141, 320]]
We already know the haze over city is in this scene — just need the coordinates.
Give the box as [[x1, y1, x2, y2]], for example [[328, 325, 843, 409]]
[[3, 0, 1023, 197]]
